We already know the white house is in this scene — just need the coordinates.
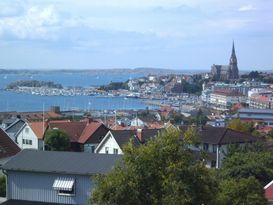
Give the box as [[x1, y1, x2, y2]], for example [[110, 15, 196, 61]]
[[15, 121, 47, 150], [95, 130, 138, 155], [95, 129, 160, 155]]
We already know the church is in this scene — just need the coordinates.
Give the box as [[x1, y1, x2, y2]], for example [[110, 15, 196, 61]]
[[211, 42, 239, 81]]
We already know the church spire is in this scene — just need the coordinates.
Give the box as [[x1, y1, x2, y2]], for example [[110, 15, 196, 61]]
[[229, 41, 239, 79], [232, 40, 235, 57]]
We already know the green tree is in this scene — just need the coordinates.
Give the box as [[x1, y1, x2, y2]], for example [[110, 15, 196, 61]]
[[217, 177, 267, 205], [267, 128, 273, 139], [0, 176, 6, 197], [90, 129, 218, 205], [221, 149, 273, 185], [194, 109, 208, 125], [44, 129, 70, 151], [227, 119, 254, 133], [183, 126, 200, 146]]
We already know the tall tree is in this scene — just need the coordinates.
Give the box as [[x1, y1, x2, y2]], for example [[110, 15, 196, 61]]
[[44, 129, 70, 151], [221, 147, 273, 186], [218, 177, 267, 205], [90, 129, 218, 205]]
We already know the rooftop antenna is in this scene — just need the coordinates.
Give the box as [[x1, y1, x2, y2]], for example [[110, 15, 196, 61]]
[[136, 110, 138, 127], [114, 110, 117, 129], [42, 103, 45, 151]]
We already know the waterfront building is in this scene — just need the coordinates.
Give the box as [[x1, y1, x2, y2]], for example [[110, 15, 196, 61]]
[[236, 108, 273, 127], [209, 89, 247, 111], [248, 89, 273, 109]]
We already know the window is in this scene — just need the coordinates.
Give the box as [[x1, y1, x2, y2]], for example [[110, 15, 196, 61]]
[[105, 147, 109, 154], [25, 128, 29, 134], [113, 148, 118, 154], [203, 143, 209, 151], [23, 139, 33, 145], [91, 145, 96, 153], [211, 160, 216, 168], [212, 145, 217, 153], [53, 177, 75, 196], [58, 186, 75, 196]]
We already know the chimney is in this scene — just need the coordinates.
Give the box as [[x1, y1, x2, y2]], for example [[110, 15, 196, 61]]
[[84, 117, 93, 124], [136, 129, 144, 143]]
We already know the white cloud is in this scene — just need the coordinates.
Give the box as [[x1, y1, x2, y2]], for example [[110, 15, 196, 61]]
[[0, 5, 61, 40], [238, 4, 256, 12]]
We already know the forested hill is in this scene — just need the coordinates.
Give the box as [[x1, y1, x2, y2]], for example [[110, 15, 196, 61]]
[[6, 80, 63, 89]]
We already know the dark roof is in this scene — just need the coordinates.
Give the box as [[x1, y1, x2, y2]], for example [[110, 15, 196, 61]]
[[2, 149, 120, 175], [4, 119, 25, 133], [179, 126, 258, 145], [49, 121, 86, 142], [141, 129, 161, 142], [111, 130, 140, 148], [110, 129, 161, 148], [0, 200, 72, 205], [0, 128, 20, 159]]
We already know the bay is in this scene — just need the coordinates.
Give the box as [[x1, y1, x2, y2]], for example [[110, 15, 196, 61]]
[[0, 73, 154, 112]]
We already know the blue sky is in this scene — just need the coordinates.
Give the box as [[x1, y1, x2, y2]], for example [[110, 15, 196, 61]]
[[0, 0, 272, 71]]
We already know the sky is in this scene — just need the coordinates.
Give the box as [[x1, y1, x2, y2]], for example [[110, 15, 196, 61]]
[[0, 0, 272, 71]]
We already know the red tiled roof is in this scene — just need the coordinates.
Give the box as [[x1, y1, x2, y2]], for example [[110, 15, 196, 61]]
[[0, 128, 20, 159], [29, 121, 48, 140], [49, 121, 86, 142], [48, 120, 106, 143], [78, 121, 104, 144], [213, 89, 244, 96], [20, 111, 63, 120]]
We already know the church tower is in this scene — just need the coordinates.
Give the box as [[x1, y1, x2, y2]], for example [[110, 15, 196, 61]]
[[229, 41, 239, 79]]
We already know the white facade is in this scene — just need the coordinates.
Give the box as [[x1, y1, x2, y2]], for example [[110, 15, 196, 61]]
[[209, 92, 247, 110], [130, 118, 145, 127], [95, 131, 123, 155], [16, 123, 43, 150]]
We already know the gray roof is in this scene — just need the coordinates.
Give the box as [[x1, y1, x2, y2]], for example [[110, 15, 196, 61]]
[[238, 108, 273, 115], [2, 149, 121, 175], [179, 126, 258, 145], [111, 130, 140, 148]]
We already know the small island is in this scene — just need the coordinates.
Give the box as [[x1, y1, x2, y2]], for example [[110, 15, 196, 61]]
[[6, 80, 63, 90]]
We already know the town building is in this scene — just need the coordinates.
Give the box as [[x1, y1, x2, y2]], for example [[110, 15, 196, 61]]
[[211, 42, 239, 81], [180, 126, 258, 168], [47, 119, 109, 152], [1, 149, 120, 205], [14, 121, 47, 150], [236, 108, 273, 127], [264, 180, 273, 204], [0, 128, 20, 166], [209, 89, 247, 111], [248, 90, 273, 109], [95, 129, 160, 154]]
